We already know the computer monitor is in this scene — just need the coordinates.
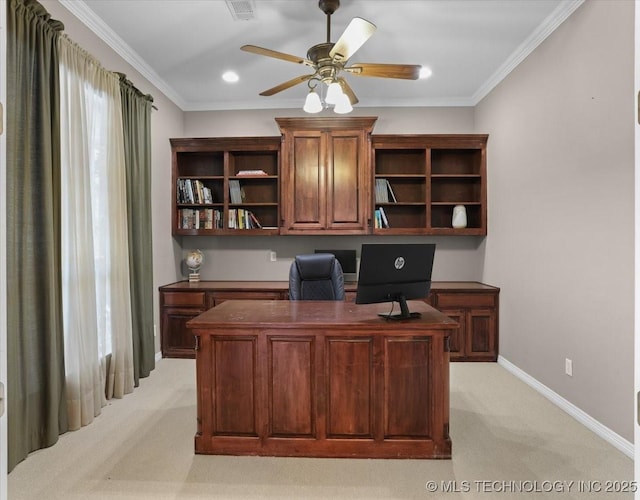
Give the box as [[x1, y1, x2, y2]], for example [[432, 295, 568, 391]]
[[355, 243, 436, 320], [314, 249, 357, 274]]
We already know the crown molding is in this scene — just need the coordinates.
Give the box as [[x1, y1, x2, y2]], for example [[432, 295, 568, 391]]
[[472, 0, 585, 105], [60, 0, 584, 113], [58, 0, 186, 109]]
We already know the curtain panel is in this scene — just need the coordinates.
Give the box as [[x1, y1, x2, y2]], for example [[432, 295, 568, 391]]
[[6, 0, 68, 471], [118, 74, 156, 385], [7, 0, 155, 470], [58, 35, 135, 430]]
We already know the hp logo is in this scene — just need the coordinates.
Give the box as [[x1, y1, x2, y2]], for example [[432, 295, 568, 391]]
[[394, 256, 405, 270]]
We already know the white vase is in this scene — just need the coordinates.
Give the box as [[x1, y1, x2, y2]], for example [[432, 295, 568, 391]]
[[452, 205, 467, 228]]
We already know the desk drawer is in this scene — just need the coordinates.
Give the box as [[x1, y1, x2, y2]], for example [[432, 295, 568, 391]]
[[163, 291, 206, 307], [211, 291, 284, 306], [436, 293, 495, 308]]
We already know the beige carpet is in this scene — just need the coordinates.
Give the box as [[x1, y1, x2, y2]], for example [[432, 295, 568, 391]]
[[8, 359, 632, 499]]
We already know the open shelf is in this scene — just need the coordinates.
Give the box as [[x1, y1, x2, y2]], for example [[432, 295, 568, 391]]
[[171, 137, 281, 235], [372, 135, 487, 235]]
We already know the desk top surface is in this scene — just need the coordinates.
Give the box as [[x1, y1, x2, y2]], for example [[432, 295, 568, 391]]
[[187, 299, 458, 332], [161, 280, 499, 292]]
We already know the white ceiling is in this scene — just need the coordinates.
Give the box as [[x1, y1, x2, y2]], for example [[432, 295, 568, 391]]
[[61, 0, 584, 112]]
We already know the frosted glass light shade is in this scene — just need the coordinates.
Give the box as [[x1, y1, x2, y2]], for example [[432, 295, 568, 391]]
[[333, 92, 353, 114], [325, 81, 343, 105], [303, 90, 323, 113]]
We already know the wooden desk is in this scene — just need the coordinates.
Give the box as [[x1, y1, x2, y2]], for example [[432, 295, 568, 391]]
[[187, 300, 457, 459]]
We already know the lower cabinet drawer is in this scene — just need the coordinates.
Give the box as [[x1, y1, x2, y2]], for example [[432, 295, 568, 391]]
[[211, 291, 285, 306], [162, 291, 206, 307], [436, 293, 495, 308]]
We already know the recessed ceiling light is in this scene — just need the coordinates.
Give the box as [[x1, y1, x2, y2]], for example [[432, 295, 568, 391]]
[[222, 71, 239, 83], [419, 66, 433, 79]]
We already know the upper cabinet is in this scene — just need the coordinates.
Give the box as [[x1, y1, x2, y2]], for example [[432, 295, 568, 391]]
[[276, 117, 377, 235], [371, 135, 488, 236], [170, 124, 488, 237], [171, 137, 281, 236]]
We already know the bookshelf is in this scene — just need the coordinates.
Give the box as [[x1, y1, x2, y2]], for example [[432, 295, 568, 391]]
[[171, 137, 281, 235], [171, 131, 487, 237], [371, 135, 487, 235]]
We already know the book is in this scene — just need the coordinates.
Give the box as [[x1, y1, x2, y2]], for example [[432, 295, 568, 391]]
[[229, 180, 242, 204], [385, 179, 397, 202], [248, 211, 262, 229], [379, 206, 390, 228], [237, 169, 267, 176], [203, 186, 213, 204], [375, 178, 389, 203]]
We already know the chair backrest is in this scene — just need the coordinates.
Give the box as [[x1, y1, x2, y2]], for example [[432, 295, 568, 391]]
[[288, 253, 345, 300]]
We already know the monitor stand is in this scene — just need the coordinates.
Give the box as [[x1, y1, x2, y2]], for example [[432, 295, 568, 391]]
[[378, 294, 422, 320]]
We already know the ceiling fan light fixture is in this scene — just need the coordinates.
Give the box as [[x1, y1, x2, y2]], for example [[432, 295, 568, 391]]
[[242, 0, 420, 111], [303, 89, 323, 113], [325, 81, 343, 105], [333, 92, 353, 114]]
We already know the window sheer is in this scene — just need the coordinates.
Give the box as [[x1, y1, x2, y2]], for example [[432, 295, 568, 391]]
[[58, 35, 134, 430]]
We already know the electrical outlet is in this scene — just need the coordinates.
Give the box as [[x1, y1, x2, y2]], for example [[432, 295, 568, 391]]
[[565, 358, 573, 377], [270, 251, 277, 262]]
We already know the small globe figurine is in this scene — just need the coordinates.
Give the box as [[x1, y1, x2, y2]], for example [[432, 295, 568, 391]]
[[186, 249, 204, 282]]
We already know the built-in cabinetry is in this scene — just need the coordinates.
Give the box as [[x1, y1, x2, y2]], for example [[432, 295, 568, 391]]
[[189, 300, 454, 458], [170, 122, 488, 236], [159, 281, 288, 358], [276, 117, 377, 234], [159, 281, 499, 361], [372, 135, 487, 235], [428, 283, 499, 361], [171, 137, 281, 235]]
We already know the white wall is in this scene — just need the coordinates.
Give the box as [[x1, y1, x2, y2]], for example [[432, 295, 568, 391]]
[[476, 0, 634, 441]]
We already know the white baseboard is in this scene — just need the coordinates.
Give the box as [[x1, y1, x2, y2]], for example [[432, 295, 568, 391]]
[[497, 355, 633, 459], [155, 351, 162, 363]]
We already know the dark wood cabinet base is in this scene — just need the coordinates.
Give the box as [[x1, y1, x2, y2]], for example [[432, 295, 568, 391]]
[[189, 300, 455, 459], [159, 280, 499, 361]]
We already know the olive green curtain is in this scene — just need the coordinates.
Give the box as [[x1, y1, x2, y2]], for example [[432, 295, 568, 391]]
[[6, 0, 68, 471], [118, 74, 155, 385]]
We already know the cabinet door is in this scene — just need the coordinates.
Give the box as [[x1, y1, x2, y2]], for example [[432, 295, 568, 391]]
[[161, 307, 203, 358], [325, 130, 369, 232], [282, 130, 326, 232], [465, 309, 497, 361], [281, 129, 370, 234]]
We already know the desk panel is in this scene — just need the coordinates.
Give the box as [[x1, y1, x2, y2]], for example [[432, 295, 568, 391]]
[[189, 300, 456, 459]]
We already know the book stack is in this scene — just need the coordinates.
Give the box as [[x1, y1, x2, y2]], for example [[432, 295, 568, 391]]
[[236, 169, 267, 176], [177, 179, 213, 204], [228, 208, 263, 229], [375, 178, 397, 203], [178, 208, 223, 229], [229, 179, 244, 204], [374, 207, 390, 228]]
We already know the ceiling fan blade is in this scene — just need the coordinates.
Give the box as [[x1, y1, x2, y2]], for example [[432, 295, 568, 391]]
[[329, 17, 376, 63], [241, 45, 314, 67], [259, 74, 314, 96], [344, 63, 421, 80], [338, 78, 359, 105]]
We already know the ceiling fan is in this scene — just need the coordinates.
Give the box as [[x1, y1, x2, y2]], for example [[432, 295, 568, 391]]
[[240, 0, 421, 110]]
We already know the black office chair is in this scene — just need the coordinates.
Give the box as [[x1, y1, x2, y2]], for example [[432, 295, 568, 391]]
[[288, 253, 345, 300]]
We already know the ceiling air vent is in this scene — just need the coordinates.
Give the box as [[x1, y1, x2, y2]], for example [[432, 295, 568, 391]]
[[225, 0, 256, 21]]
